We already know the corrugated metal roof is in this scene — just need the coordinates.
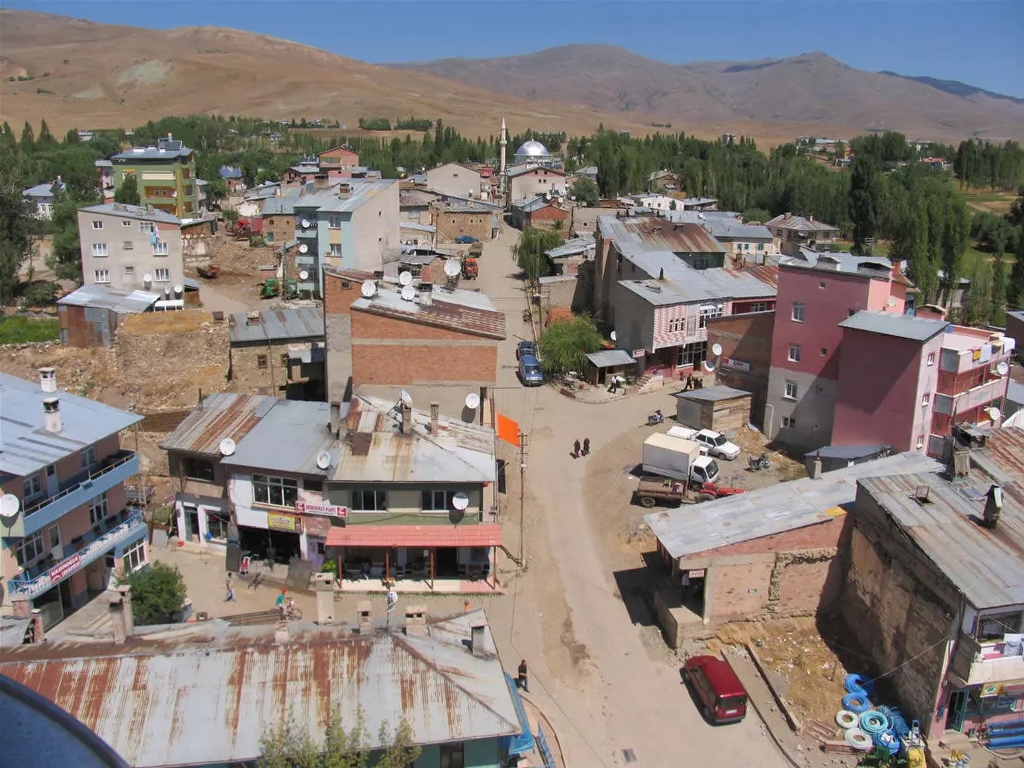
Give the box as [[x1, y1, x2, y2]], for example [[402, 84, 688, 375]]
[[291, 180, 396, 214], [57, 285, 161, 314], [326, 524, 502, 548], [331, 396, 495, 484], [0, 611, 519, 768], [806, 444, 892, 460], [671, 385, 751, 402], [860, 432, 1024, 607], [507, 165, 566, 178], [23, 181, 64, 198], [226, 307, 324, 344], [112, 144, 192, 161], [545, 234, 595, 259], [840, 310, 948, 342], [765, 213, 839, 232], [586, 349, 636, 368], [702, 218, 773, 241], [351, 284, 506, 340], [261, 192, 300, 215], [645, 451, 944, 560], [1007, 380, 1024, 405], [617, 265, 777, 306], [221, 400, 335, 475], [400, 221, 436, 233], [0, 373, 142, 477], [400, 190, 434, 208], [158, 393, 274, 457], [79, 203, 180, 226], [609, 217, 725, 255]]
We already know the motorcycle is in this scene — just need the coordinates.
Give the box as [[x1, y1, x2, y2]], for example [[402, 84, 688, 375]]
[[748, 453, 771, 472], [647, 410, 664, 426]]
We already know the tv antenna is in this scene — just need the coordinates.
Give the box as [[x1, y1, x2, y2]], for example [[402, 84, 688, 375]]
[[703, 342, 723, 373], [451, 492, 470, 511], [443, 259, 461, 278]]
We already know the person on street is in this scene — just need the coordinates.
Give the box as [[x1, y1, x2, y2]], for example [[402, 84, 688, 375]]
[[276, 589, 287, 618], [582, 437, 590, 456], [518, 659, 529, 692], [573, 439, 581, 458], [224, 574, 235, 602]]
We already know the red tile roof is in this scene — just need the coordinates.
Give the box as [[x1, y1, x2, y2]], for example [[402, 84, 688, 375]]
[[354, 295, 507, 340], [326, 524, 502, 548]]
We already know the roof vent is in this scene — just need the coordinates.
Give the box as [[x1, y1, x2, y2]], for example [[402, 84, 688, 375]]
[[983, 485, 1003, 529], [39, 367, 57, 393], [42, 397, 62, 434], [245, 311, 260, 326], [913, 485, 930, 503]]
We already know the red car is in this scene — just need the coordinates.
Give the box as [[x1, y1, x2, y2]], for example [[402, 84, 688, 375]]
[[682, 655, 748, 725]]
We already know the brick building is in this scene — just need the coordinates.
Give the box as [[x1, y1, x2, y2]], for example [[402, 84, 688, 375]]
[[322, 266, 377, 403], [510, 195, 570, 231], [261, 193, 298, 245], [429, 197, 501, 243], [227, 308, 325, 400], [317, 145, 360, 179], [706, 310, 775, 420]]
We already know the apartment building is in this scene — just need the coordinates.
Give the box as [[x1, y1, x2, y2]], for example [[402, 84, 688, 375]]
[[424, 162, 484, 199], [77, 203, 184, 295], [317, 145, 360, 179], [506, 166, 567, 205], [111, 135, 197, 218], [764, 250, 913, 450], [0, 369, 146, 631], [764, 212, 839, 252]]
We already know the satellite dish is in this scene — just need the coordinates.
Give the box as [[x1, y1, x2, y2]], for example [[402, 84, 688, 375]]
[[0, 494, 21, 527], [299, 270, 309, 281], [610, 330, 618, 342], [401, 285, 416, 301], [703, 359, 717, 373], [996, 361, 1010, 376], [465, 392, 480, 410], [443, 259, 461, 277], [300, 219, 311, 229], [164, 286, 171, 295], [451, 492, 470, 511], [219, 438, 236, 456], [399, 271, 413, 286], [361, 280, 377, 298], [984, 407, 1002, 422], [143, 273, 152, 285], [315, 450, 331, 470], [298, 243, 309, 254], [711, 343, 723, 357], [887, 296, 897, 307], [400, 390, 413, 407], [173, 284, 183, 295]]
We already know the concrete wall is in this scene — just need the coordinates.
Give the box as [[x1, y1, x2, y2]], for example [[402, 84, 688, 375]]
[[611, 281, 655, 356], [228, 341, 324, 400], [524, 205, 569, 232], [431, 206, 495, 243], [707, 311, 775, 423], [765, 367, 837, 449], [425, 163, 483, 199], [1005, 313, 1024, 353], [323, 270, 370, 402], [350, 182, 401, 273], [509, 169, 567, 204], [78, 211, 184, 292]]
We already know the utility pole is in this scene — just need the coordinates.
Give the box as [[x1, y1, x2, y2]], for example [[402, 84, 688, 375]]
[[519, 431, 529, 566]]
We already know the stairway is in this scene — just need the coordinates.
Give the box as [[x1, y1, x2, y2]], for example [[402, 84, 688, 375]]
[[634, 372, 666, 394]]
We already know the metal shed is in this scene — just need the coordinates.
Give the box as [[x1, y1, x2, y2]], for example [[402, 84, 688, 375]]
[[671, 385, 752, 432], [584, 349, 638, 385]]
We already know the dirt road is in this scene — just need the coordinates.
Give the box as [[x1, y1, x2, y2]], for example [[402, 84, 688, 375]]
[[475, 226, 789, 768]]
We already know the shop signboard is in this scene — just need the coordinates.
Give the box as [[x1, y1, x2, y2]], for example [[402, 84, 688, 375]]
[[687, 569, 706, 578], [295, 500, 348, 518], [267, 513, 299, 532], [723, 358, 750, 372], [49, 554, 82, 583]]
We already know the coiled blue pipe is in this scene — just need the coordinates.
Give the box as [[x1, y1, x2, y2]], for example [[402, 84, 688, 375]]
[[842, 692, 871, 713], [861, 710, 890, 734], [844, 673, 877, 697]]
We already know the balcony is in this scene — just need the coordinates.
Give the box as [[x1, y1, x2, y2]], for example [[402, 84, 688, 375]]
[[933, 379, 1007, 417], [7, 508, 146, 600], [950, 632, 1024, 686], [296, 224, 318, 238], [13, 451, 139, 538]]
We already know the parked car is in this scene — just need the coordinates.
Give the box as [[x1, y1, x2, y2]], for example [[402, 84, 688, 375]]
[[455, 234, 479, 244], [518, 355, 544, 386], [682, 655, 748, 725], [516, 340, 537, 360], [692, 429, 741, 461]]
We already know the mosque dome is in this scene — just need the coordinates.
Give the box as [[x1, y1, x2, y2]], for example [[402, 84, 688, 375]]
[[514, 139, 550, 158]]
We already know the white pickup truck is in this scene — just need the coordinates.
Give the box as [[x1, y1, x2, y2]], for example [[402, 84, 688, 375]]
[[667, 426, 741, 461]]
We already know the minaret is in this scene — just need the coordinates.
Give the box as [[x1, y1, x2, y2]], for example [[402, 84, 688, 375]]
[[499, 117, 507, 176]]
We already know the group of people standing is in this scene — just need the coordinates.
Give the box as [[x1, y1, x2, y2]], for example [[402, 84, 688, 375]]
[[572, 437, 590, 459]]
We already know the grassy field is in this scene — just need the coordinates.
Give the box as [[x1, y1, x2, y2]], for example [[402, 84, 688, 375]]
[[958, 187, 1017, 215], [0, 316, 60, 344]]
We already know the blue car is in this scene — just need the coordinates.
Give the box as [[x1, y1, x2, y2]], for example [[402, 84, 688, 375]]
[[456, 235, 479, 244], [516, 340, 537, 360], [518, 355, 544, 386]]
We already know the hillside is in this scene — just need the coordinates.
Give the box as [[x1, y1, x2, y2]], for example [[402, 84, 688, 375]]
[[396, 45, 1024, 143], [0, 10, 654, 139]]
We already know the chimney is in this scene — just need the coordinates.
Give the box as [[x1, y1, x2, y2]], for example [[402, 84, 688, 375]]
[[404, 605, 427, 636], [659, 267, 665, 280], [338, 183, 352, 198], [398, 402, 410, 435], [274, 619, 290, 644], [983, 485, 1003, 529], [809, 456, 823, 480], [313, 174, 329, 190], [784, 212, 792, 219], [356, 600, 372, 633], [108, 586, 133, 643], [470, 624, 487, 657], [418, 282, 433, 306], [430, 402, 439, 433], [42, 397, 62, 434], [39, 367, 57, 393], [329, 401, 343, 438]]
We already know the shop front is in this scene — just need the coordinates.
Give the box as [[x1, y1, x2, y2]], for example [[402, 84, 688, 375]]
[[174, 494, 230, 546], [296, 496, 348, 571]]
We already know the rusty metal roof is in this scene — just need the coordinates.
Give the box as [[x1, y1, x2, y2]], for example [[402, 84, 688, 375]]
[[158, 393, 275, 457], [858, 431, 1024, 608], [351, 283, 506, 340], [619, 218, 725, 254], [0, 611, 519, 768], [226, 307, 324, 344]]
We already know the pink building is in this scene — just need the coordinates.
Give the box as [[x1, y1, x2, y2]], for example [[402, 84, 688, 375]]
[[765, 251, 912, 450]]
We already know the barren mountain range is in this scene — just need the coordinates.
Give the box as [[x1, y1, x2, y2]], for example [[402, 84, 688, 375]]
[[2, 10, 1022, 145]]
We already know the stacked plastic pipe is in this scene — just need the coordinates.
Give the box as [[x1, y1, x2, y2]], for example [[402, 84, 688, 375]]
[[834, 674, 909, 755]]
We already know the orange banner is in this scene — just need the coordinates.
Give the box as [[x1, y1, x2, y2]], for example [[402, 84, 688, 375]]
[[496, 413, 521, 447]]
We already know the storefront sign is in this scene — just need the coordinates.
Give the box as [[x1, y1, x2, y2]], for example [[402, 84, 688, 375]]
[[267, 513, 299, 532], [687, 569, 706, 578], [49, 554, 82, 583], [722, 357, 750, 372], [632, 348, 646, 359], [980, 683, 1001, 698], [295, 500, 348, 518]]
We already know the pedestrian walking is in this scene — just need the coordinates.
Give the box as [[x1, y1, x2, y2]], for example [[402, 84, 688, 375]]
[[573, 439, 581, 458], [517, 659, 529, 693], [582, 437, 590, 456], [224, 573, 235, 602]]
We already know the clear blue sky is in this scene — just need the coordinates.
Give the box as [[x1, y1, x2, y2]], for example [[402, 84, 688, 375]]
[[7, 0, 1024, 98]]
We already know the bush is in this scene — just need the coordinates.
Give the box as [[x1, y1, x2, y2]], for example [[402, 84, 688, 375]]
[[0, 316, 59, 344], [127, 562, 187, 625], [538, 314, 603, 374], [21, 281, 59, 307]]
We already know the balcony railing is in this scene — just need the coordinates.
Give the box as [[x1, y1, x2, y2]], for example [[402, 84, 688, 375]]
[[951, 632, 1024, 685], [7, 508, 146, 600], [23, 450, 136, 518]]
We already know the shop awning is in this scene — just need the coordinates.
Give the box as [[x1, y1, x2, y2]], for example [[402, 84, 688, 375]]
[[326, 524, 502, 548]]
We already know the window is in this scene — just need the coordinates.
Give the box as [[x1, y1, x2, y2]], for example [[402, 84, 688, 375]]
[[791, 302, 805, 322], [124, 266, 135, 277], [329, 244, 343, 256], [351, 490, 387, 511], [304, 479, 324, 493], [927, 352, 936, 366], [94, 269, 110, 283], [92, 242, 108, 257], [123, 538, 146, 572], [182, 457, 214, 482], [48, 526, 60, 550], [280, 353, 290, 367], [123, 240, 134, 250], [121, 220, 131, 229], [750, 302, 769, 312], [819, 281, 826, 289], [153, 241, 169, 256], [782, 416, 796, 429], [92, 220, 104, 229], [757, 243, 765, 251], [252, 474, 298, 508], [693, 257, 710, 270], [207, 513, 228, 540], [15, 531, 45, 567], [916, 435, 925, 449], [921, 393, 930, 407], [88, 493, 108, 525], [784, 380, 798, 400], [257, 354, 268, 369], [328, 215, 342, 228], [439, 743, 465, 768], [82, 445, 96, 468], [976, 609, 1023, 641], [821, 347, 828, 356], [788, 344, 802, 362], [677, 341, 707, 368], [23, 474, 43, 499], [140, 222, 154, 233], [154, 268, 170, 282], [668, 317, 685, 333], [422, 490, 456, 512], [848, 309, 856, 317], [699, 304, 724, 328]]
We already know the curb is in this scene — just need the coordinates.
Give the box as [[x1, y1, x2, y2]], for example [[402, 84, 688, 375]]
[[746, 642, 804, 735]]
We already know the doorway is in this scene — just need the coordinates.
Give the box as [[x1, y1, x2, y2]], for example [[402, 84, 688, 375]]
[[946, 689, 968, 731], [435, 547, 459, 578]]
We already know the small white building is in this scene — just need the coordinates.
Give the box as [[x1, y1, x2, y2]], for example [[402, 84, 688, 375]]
[[23, 179, 66, 219]]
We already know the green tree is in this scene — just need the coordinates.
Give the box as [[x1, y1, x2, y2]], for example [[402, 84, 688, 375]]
[[1010, 227, 1024, 310], [510, 228, 561, 285], [992, 248, 1007, 324], [36, 120, 57, 148], [570, 177, 599, 207], [255, 168, 281, 185], [126, 562, 187, 625], [537, 314, 603, 374], [0, 156, 36, 305], [208, 179, 229, 204], [19, 121, 34, 151], [742, 208, 771, 224], [114, 173, 141, 205], [849, 157, 880, 254], [962, 260, 993, 327], [47, 192, 85, 281], [940, 197, 970, 307]]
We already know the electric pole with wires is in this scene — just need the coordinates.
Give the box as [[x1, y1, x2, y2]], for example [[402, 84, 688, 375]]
[[519, 431, 529, 566]]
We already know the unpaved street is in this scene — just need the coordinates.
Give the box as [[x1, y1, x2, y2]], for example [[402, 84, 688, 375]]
[[475, 225, 789, 768]]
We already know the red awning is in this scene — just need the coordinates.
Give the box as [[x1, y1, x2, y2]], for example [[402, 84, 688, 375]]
[[326, 524, 502, 549]]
